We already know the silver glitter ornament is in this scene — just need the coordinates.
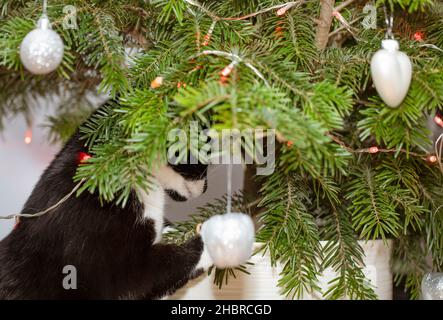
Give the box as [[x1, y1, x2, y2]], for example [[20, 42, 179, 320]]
[[422, 273, 443, 300], [19, 14, 64, 75], [201, 213, 255, 269]]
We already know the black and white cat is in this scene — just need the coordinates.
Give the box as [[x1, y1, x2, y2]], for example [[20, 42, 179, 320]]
[[0, 119, 213, 299]]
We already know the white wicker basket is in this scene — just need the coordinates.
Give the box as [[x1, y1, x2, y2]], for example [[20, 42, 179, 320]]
[[167, 240, 392, 300]]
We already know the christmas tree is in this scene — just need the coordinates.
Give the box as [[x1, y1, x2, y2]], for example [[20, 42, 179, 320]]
[[1, 0, 443, 299]]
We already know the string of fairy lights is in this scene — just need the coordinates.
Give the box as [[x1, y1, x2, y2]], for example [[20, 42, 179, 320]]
[[5, 0, 443, 224]]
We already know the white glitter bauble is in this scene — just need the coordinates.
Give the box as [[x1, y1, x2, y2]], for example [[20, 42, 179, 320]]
[[20, 14, 64, 75], [201, 213, 255, 269], [422, 273, 443, 300]]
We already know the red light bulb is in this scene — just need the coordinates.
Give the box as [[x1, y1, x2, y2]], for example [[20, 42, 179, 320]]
[[413, 31, 424, 42], [78, 152, 92, 163]]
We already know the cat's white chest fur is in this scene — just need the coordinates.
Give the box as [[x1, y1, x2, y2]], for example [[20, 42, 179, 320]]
[[138, 180, 165, 244]]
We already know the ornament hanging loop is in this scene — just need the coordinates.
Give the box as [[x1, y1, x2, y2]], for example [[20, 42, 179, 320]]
[[38, 0, 51, 30], [42, 0, 48, 15], [226, 162, 232, 214], [383, 4, 395, 40], [385, 16, 394, 39]]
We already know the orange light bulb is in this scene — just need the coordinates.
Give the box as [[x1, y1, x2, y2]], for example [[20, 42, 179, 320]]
[[434, 115, 443, 128], [276, 8, 286, 16], [429, 155, 438, 163], [369, 146, 379, 154], [24, 129, 32, 144]]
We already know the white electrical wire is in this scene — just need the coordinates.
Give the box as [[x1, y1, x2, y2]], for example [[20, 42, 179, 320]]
[[0, 179, 85, 221]]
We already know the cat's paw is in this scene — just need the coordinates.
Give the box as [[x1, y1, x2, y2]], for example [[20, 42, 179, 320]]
[[188, 233, 213, 279], [194, 241, 213, 271], [185, 227, 214, 279]]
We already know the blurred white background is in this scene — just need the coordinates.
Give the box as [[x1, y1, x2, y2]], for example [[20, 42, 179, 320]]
[[0, 104, 244, 240]]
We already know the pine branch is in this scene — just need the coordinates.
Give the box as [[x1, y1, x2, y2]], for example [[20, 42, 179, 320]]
[[321, 207, 377, 299], [257, 170, 322, 299], [347, 166, 401, 240], [0, 0, 443, 300]]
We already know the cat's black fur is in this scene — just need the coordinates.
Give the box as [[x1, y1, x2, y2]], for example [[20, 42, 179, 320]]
[[0, 125, 210, 299]]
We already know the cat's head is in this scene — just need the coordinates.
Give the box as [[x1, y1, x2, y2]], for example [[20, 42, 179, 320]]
[[153, 163, 208, 202]]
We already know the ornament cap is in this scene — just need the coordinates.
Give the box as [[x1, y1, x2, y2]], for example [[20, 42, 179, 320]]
[[381, 39, 399, 52], [37, 14, 52, 30]]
